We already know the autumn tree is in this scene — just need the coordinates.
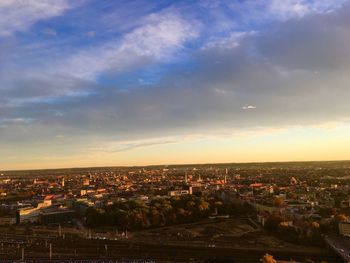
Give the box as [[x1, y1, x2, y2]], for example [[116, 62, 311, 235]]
[[261, 253, 276, 263], [336, 214, 348, 222], [273, 197, 285, 207]]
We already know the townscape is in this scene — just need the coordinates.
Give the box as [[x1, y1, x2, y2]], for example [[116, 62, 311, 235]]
[[1, 161, 350, 262], [2, 0, 350, 262]]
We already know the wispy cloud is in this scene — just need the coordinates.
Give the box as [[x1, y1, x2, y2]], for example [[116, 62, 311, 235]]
[[0, 0, 76, 36], [50, 11, 199, 81], [86, 127, 287, 154], [269, 0, 349, 21], [89, 138, 179, 153], [0, 118, 34, 125]]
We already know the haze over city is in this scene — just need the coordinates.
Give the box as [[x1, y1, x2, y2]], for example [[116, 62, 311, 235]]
[[1, 0, 350, 170]]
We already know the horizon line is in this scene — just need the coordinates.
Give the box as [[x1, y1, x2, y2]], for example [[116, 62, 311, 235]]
[[2, 159, 350, 173]]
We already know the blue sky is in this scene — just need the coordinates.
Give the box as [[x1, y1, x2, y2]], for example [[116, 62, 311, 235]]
[[1, 0, 350, 169]]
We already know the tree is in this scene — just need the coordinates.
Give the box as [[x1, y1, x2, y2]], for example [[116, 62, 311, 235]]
[[273, 197, 285, 207], [261, 253, 276, 263], [311, 222, 320, 229], [85, 207, 103, 227], [265, 215, 283, 232], [336, 214, 348, 222], [198, 200, 210, 211], [186, 201, 196, 210]]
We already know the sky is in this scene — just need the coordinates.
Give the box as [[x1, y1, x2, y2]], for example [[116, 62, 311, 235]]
[[1, 0, 350, 170]]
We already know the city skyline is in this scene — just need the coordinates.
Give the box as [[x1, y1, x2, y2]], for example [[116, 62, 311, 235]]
[[1, 0, 350, 170]]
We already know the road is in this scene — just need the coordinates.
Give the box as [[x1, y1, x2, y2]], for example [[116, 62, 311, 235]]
[[325, 234, 350, 262]]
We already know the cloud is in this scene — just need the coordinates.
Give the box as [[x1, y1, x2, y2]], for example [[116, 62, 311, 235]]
[[202, 31, 255, 50], [0, 0, 75, 36], [256, 6, 350, 71], [42, 28, 57, 36], [0, 118, 34, 125], [3, 5, 350, 141], [0, 10, 199, 106], [268, 0, 349, 20], [242, 106, 257, 110], [90, 137, 179, 153], [1, 1, 350, 163], [86, 127, 287, 154], [85, 31, 96, 37], [50, 11, 199, 81], [269, 0, 310, 20]]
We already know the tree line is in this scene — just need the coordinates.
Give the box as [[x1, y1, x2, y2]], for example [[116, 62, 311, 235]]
[[85, 194, 253, 229]]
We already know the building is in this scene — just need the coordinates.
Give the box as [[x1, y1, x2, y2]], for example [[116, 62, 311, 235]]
[[40, 208, 74, 224], [17, 206, 41, 223], [0, 216, 16, 225], [168, 186, 193, 196], [339, 221, 350, 237]]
